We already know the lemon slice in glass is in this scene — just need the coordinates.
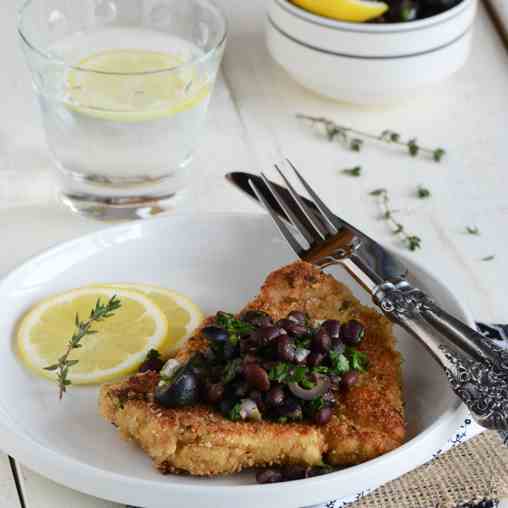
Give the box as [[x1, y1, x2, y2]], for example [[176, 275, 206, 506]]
[[66, 49, 210, 122], [291, 0, 388, 22], [16, 287, 168, 384], [101, 284, 204, 355]]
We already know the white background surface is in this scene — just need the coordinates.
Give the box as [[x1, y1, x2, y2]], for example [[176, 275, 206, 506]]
[[1, 0, 507, 506]]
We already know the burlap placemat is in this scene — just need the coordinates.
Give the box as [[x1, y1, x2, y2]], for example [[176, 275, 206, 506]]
[[347, 432, 508, 508]]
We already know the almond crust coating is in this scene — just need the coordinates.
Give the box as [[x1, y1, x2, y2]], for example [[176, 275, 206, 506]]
[[99, 262, 405, 476]]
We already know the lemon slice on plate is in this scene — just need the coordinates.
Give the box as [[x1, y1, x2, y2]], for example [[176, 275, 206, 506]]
[[66, 49, 210, 122], [101, 284, 204, 355], [17, 287, 168, 384], [291, 0, 388, 22]]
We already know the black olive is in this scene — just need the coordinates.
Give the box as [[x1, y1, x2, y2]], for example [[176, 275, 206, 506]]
[[241, 310, 273, 328], [282, 465, 312, 481], [306, 351, 325, 367], [218, 398, 236, 416], [386, 0, 420, 22], [222, 341, 239, 360], [275, 318, 294, 332], [265, 385, 286, 407], [287, 310, 307, 325], [155, 367, 200, 407], [239, 338, 257, 355], [330, 337, 346, 355], [202, 326, 229, 343], [243, 364, 271, 392], [278, 397, 303, 421], [249, 389, 266, 413], [138, 357, 164, 373], [251, 326, 284, 346], [312, 329, 331, 353], [340, 320, 365, 345], [284, 322, 308, 337], [321, 320, 341, 339], [276, 335, 296, 363], [342, 371, 359, 388], [313, 406, 333, 425], [423, 0, 461, 9], [231, 380, 249, 398], [205, 382, 224, 404], [256, 469, 283, 484]]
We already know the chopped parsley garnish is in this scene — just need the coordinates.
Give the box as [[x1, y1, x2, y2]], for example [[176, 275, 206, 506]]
[[309, 396, 325, 412], [229, 402, 242, 421], [329, 351, 350, 374], [346, 347, 369, 372], [268, 362, 291, 383], [268, 363, 314, 388], [215, 311, 254, 345]]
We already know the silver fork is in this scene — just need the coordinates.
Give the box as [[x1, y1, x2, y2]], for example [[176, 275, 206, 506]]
[[247, 160, 508, 433]]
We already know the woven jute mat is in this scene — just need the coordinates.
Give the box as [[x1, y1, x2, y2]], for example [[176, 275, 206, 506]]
[[348, 432, 508, 508]]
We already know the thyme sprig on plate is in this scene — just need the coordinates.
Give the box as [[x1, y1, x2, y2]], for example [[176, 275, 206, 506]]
[[370, 188, 422, 251], [44, 295, 121, 399], [297, 114, 446, 162]]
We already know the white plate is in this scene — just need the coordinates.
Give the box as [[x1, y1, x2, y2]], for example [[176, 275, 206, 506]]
[[0, 213, 469, 508]]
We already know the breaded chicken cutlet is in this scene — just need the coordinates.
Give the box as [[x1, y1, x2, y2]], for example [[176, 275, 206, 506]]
[[99, 262, 406, 476]]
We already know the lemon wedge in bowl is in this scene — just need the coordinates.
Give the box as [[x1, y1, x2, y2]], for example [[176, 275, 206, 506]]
[[291, 0, 388, 22], [101, 284, 204, 355], [16, 287, 168, 385], [66, 49, 210, 122]]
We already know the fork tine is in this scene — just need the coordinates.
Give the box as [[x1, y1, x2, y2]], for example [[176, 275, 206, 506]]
[[274, 164, 328, 240], [286, 159, 341, 234], [248, 179, 305, 257], [260, 172, 314, 246]]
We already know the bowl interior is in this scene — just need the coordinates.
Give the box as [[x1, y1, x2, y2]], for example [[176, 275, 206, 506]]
[[0, 214, 461, 487]]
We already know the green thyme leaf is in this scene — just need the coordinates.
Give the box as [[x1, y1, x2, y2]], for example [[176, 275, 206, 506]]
[[481, 255, 495, 262], [433, 148, 446, 162], [465, 226, 480, 235], [341, 166, 362, 177], [416, 186, 431, 199]]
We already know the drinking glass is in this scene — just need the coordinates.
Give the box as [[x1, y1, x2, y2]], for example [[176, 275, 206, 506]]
[[18, 0, 227, 220]]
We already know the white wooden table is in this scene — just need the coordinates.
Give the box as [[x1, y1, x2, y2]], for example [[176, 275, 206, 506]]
[[1, 0, 508, 506]]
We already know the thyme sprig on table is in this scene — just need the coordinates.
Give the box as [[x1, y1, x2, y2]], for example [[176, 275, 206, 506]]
[[416, 185, 431, 199], [341, 166, 362, 177], [44, 295, 121, 399], [370, 188, 422, 251], [297, 114, 446, 162], [465, 226, 480, 235]]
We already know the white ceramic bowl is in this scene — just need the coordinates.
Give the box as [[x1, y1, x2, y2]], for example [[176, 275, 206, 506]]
[[266, 0, 477, 105], [0, 214, 470, 507]]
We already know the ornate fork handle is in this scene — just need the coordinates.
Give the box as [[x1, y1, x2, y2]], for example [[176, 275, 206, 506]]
[[371, 278, 508, 432]]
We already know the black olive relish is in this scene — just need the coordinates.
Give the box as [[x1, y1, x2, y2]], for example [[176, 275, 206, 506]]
[[373, 0, 463, 23], [145, 310, 368, 427]]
